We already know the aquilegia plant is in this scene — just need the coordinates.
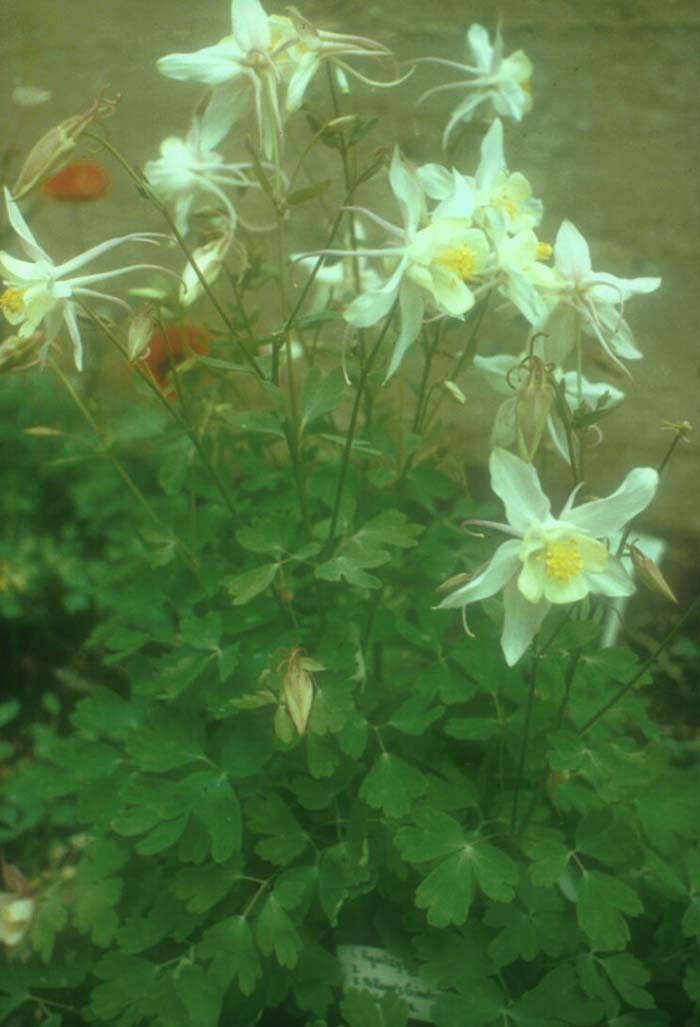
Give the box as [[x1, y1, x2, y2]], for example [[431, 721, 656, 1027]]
[[0, 3, 698, 1026]]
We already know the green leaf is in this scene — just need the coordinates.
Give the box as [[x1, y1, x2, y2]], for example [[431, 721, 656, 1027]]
[[576, 809, 642, 868], [70, 687, 139, 738], [415, 850, 475, 927], [236, 515, 289, 555], [126, 708, 206, 772], [601, 954, 654, 1010], [547, 730, 589, 772], [72, 877, 122, 947], [171, 864, 237, 913], [255, 893, 303, 968], [200, 916, 262, 996], [514, 964, 605, 1026], [225, 562, 279, 605], [469, 842, 519, 903], [301, 366, 346, 429], [0, 700, 20, 728], [444, 717, 500, 741], [389, 694, 445, 735], [136, 813, 189, 856], [316, 510, 422, 589], [577, 871, 643, 950], [395, 808, 465, 862], [158, 436, 195, 494], [484, 886, 567, 967], [341, 989, 409, 1027], [360, 754, 427, 818], [432, 980, 504, 1027], [90, 955, 157, 1021], [194, 773, 242, 862], [288, 179, 332, 207], [527, 839, 572, 887], [174, 963, 222, 1027], [246, 794, 307, 865]]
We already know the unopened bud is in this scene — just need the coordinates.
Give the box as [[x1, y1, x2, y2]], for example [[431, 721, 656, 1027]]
[[1, 859, 30, 897], [0, 894, 35, 947], [0, 331, 43, 372], [127, 304, 157, 362], [179, 220, 236, 307], [11, 92, 118, 200], [283, 663, 315, 737], [510, 354, 554, 463], [629, 544, 677, 603], [274, 704, 296, 745], [440, 380, 466, 405]]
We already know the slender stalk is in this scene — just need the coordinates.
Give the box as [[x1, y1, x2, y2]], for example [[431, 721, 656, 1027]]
[[50, 358, 199, 569], [325, 302, 398, 548], [79, 302, 239, 521], [578, 593, 700, 735], [510, 651, 538, 834]]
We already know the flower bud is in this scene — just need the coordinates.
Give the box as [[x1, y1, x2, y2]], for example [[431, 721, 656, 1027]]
[[514, 355, 554, 462], [0, 894, 35, 947], [283, 662, 315, 737], [127, 304, 158, 362], [440, 380, 466, 405], [11, 92, 118, 200], [629, 544, 677, 603], [179, 220, 236, 307]]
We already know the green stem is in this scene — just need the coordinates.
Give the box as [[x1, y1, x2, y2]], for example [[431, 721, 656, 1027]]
[[325, 302, 398, 548], [79, 303, 239, 522], [578, 593, 700, 735], [510, 651, 538, 834], [51, 358, 198, 569]]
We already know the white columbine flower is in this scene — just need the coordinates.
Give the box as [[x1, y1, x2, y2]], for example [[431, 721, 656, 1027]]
[[0, 189, 164, 370], [474, 348, 625, 464], [144, 116, 258, 235], [534, 220, 661, 372], [322, 149, 490, 379], [437, 448, 658, 665], [157, 0, 291, 161], [473, 119, 542, 232], [271, 8, 403, 113], [417, 24, 532, 149]]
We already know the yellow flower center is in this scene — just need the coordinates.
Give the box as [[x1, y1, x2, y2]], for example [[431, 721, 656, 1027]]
[[0, 286, 25, 315], [436, 245, 478, 281], [536, 241, 553, 260], [543, 538, 584, 581]]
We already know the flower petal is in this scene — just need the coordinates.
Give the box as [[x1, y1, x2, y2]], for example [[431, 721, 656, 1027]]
[[384, 279, 425, 380], [566, 467, 658, 537], [158, 42, 243, 85], [232, 0, 271, 51], [489, 447, 551, 532], [554, 220, 592, 281], [4, 188, 51, 263], [467, 24, 494, 72], [436, 537, 522, 609], [501, 578, 549, 665], [389, 148, 423, 234], [474, 353, 520, 396], [475, 118, 505, 192], [586, 557, 635, 597]]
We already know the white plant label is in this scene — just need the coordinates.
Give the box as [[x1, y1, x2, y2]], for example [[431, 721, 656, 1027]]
[[337, 944, 438, 1023]]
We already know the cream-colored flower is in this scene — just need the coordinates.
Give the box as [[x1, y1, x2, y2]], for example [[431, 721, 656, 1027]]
[[0, 189, 164, 370], [437, 448, 658, 665], [0, 893, 35, 947], [417, 24, 532, 148]]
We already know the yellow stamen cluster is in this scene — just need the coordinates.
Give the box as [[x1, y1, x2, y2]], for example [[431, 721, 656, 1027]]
[[544, 538, 584, 581], [437, 245, 477, 281], [536, 241, 553, 260], [0, 286, 26, 315]]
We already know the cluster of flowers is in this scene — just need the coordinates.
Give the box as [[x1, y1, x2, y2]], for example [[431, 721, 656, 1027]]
[[0, 0, 666, 669]]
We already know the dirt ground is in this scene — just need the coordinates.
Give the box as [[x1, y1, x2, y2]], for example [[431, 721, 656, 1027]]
[[3, 0, 699, 545]]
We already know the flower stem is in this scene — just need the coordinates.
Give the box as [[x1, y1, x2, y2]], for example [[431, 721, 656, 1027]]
[[578, 593, 700, 735], [325, 302, 398, 548], [50, 357, 199, 570], [79, 303, 239, 522], [510, 650, 538, 835]]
